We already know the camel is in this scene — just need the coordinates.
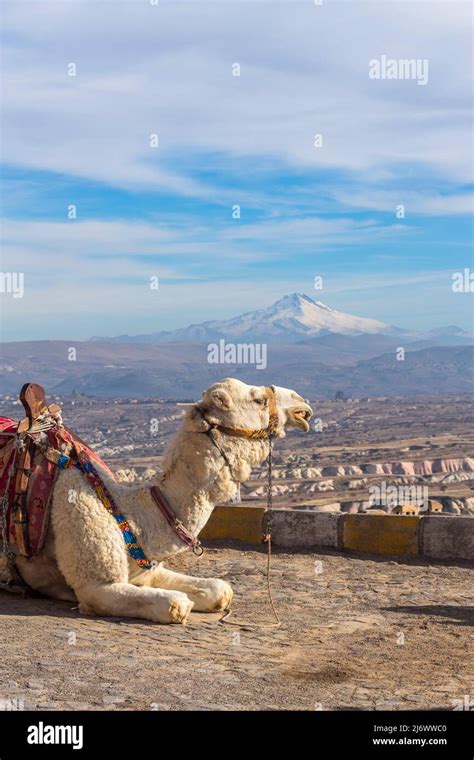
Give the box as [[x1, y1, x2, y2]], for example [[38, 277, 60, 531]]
[[0, 379, 312, 624]]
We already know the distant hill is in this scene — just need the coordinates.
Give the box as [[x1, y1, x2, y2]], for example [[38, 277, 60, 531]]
[[1, 340, 472, 399], [322, 345, 474, 398], [3, 294, 472, 398]]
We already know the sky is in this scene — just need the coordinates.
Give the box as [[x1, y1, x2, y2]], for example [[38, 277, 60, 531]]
[[1, 0, 473, 341]]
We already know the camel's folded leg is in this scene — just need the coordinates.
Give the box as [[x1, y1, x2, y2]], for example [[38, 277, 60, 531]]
[[76, 581, 194, 624], [134, 565, 233, 612]]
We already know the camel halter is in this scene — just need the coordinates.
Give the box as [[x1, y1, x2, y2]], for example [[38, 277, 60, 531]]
[[154, 386, 279, 556], [203, 385, 279, 442], [192, 385, 278, 489]]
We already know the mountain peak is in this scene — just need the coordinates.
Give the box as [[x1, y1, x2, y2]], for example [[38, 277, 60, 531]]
[[91, 293, 397, 343], [212, 293, 393, 340], [273, 292, 316, 308], [273, 293, 337, 314]]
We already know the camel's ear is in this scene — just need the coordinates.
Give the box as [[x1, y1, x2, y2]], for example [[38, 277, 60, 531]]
[[203, 388, 234, 411]]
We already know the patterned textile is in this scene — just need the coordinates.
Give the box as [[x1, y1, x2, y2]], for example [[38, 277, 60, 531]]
[[0, 417, 115, 558]]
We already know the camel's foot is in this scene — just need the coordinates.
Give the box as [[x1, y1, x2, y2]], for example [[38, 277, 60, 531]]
[[167, 592, 194, 623], [138, 566, 233, 613], [186, 578, 233, 612], [76, 582, 194, 624]]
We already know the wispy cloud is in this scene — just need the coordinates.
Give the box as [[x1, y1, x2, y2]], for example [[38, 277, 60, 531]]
[[1, 0, 472, 339], [2, 1, 472, 190], [336, 190, 474, 216]]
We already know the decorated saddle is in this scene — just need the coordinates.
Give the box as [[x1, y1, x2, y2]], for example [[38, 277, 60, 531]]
[[0, 383, 114, 560]]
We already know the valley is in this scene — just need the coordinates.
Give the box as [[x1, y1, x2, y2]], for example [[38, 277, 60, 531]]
[[2, 392, 472, 515]]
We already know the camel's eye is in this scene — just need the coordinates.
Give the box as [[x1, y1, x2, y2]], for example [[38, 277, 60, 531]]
[[253, 397, 267, 406]]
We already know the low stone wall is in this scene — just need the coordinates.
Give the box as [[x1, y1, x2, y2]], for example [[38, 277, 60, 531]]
[[201, 506, 474, 561]]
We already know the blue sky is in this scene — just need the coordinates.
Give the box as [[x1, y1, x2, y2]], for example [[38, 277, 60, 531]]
[[1, 0, 473, 340]]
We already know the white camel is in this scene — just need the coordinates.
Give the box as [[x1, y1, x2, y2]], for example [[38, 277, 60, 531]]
[[0, 379, 312, 624]]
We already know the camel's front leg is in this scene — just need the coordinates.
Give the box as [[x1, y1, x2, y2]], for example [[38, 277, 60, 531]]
[[135, 565, 233, 612], [76, 581, 194, 624]]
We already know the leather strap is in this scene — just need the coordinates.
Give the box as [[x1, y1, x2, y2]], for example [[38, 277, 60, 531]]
[[265, 385, 279, 435], [208, 385, 279, 441], [210, 425, 271, 440], [149, 485, 202, 554], [12, 436, 34, 557]]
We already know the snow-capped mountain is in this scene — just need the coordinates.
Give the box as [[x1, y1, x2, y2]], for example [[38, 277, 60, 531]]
[[196, 293, 396, 341], [91, 293, 401, 343]]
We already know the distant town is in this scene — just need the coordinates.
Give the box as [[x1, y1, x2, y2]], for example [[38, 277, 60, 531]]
[[2, 392, 472, 515]]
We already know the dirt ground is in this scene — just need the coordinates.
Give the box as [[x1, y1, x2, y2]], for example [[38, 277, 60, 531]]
[[0, 545, 472, 711]]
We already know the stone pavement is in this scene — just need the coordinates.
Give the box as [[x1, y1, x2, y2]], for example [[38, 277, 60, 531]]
[[0, 546, 472, 711]]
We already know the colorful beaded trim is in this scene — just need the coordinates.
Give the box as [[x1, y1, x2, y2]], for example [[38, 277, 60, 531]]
[[58, 453, 153, 570]]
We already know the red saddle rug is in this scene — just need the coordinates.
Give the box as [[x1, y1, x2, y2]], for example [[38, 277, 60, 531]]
[[0, 417, 114, 558]]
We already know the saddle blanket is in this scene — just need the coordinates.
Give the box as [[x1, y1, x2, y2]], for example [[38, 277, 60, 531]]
[[0, 417, 114, 557]]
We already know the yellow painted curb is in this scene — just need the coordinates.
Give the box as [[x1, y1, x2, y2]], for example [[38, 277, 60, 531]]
[[200, 506, 265, 545], [343, 514, 420, 556]]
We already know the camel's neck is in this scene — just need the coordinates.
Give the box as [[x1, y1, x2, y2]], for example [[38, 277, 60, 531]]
[[154, 423, 270, 537]]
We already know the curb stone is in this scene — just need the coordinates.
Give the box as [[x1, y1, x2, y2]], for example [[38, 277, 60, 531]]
[[202, 506, 474, 562]]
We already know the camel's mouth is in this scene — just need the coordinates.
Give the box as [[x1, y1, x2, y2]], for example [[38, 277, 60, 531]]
[[287, 405, 312, 432]]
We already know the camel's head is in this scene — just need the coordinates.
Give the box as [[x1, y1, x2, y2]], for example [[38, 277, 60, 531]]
[[193, 378, 313, 438]]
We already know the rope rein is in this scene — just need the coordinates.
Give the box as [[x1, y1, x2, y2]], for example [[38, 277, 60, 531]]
[[219, 433, 281, 629]]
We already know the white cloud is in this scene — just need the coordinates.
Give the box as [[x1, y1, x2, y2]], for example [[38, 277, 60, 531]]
[[0, 211, 421, 338], [2, 0, 472, 194], [335, 190, 474, 216], [0, 212, 409, 289], [223, 216, 411, 245]]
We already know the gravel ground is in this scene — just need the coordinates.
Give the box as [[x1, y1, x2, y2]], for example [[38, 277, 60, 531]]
[[0, 546, 472, 711]]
